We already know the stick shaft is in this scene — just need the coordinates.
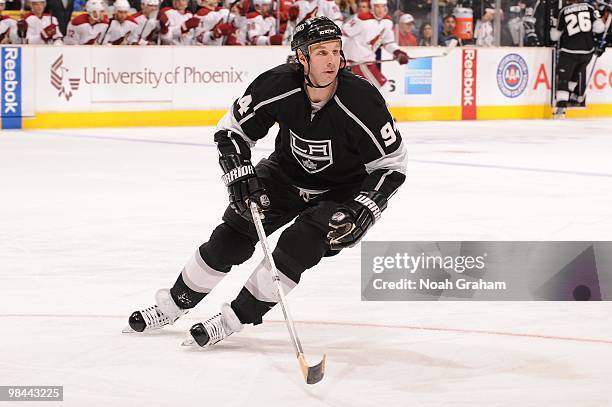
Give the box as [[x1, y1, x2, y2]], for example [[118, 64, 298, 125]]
[[249, 202, 304, 357]]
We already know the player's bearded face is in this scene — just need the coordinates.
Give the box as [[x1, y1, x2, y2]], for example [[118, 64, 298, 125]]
[[304, 40, 342, 86]]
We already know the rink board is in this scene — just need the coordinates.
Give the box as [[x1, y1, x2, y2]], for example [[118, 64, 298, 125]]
[[0, 45, 611, 129]]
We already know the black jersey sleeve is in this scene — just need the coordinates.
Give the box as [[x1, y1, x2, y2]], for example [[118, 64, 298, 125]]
[[335, 86, 407, 200], [214, 67, 302, 159]]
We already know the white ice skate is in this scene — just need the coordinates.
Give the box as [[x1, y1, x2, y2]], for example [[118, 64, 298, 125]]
[[122, 289, 188, 333], [181, 303, 243, 347]]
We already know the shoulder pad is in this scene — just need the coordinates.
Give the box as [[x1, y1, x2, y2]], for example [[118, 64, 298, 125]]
[[71, 13, 90, 26]]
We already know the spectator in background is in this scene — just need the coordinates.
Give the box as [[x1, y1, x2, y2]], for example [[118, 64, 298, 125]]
[[438, 14, 460, 46], [418, 21, 432, 46], [397, 13, 416, 46], [46, 0, 74, 35], [473, 6, 494, 46]]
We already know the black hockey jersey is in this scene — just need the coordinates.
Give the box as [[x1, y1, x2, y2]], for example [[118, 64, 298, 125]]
[[554, 2, 605, 53], [213, 64, 407, 201]]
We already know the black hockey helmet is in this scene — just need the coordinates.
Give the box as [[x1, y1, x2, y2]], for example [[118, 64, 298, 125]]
[[291, 16, 342, 56]]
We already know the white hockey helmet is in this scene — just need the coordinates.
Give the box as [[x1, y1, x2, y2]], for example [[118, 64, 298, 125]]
[[86, 0, 106, 20], [114, 0, 131, 12], [144, 0, 160, 6], [370, 0, 387, 5], [30, 0, 47, 4], [254, 0, 272, 6]]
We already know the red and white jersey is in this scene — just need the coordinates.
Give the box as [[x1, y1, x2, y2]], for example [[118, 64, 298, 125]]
[[0, 15, 19, 44], [131, 11, 160, 45], [281, 0, 316, 43], [293, 0, 317, 23], [251, 14, 276, 45], [65, 14, 109, 45], [160, 7, 194, 45], [101, 17, 139, 45], [316, 0, 342, 25], [24, 13, 63, 45], [237, 11, 267, 45], [193, 6, 229, 45], [342, 12, 399, 63]]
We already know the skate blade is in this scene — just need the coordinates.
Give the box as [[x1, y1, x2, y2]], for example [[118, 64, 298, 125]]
[[122, 325, 136, 333]]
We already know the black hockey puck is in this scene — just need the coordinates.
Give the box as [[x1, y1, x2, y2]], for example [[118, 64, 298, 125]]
[[128, 311, 147, 332], [190, 323, 211, 347], [573, 285, 591, 301]]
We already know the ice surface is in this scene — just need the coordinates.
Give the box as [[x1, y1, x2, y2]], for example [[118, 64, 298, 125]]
[[1, 119, 612, 406]]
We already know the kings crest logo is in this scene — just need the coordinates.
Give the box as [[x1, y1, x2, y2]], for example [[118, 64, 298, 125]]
[[50, 55, 80, 101], [290, 130, 333, 174]]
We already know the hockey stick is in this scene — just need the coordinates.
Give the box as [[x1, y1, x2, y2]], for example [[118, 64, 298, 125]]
[[249, 201, 326, 385], [348, 39, 458, 67], [99, 18, 114, 44], [584, 11, 612, 92]]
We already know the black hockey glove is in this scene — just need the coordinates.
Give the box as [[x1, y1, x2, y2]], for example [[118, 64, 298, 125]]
[[327, 191, 387, 250], [220, 154, 270, 221]]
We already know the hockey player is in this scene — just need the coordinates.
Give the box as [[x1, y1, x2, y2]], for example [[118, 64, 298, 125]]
[[551, 0, 605, 116], [158, 0, 199, 45], [131, 0, 161, 45], [341, 0, 408, 89], [124, 17, 407, 350], [234, 2, 268, 45], [64, 0, 109, 45], [20, 0, 63, 44], [101, 0, 139, 45], [193, 0, 234, 45], [317, 0, 343, 25], [250, 0, 279, 45], [0, 0, 19, 44]]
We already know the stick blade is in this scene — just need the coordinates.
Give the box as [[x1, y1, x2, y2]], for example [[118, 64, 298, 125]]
[[299, 353, 326, 385]]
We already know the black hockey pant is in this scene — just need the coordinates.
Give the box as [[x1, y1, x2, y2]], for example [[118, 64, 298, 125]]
[[556, 51, 593, 98], [170, 159, 360, 324]]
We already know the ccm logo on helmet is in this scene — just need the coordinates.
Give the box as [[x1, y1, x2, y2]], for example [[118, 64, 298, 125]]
[[319, 28, 336, 35]]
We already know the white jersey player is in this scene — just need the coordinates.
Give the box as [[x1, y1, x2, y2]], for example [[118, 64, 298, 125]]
[[193, 0, 233, 46], [293, 0, 318, 24], [131, 0, 161, 45], [22, 0, 63, 45], [342, 0, 408, 88], [101, 0, 139, 45], [317, 0, 343, 25], [65, 0, 109, 45], [250, 0, 279, 45], [0, 0, 19, 44], [159, 0, 199, 45], [235, 8, 267, 45]]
